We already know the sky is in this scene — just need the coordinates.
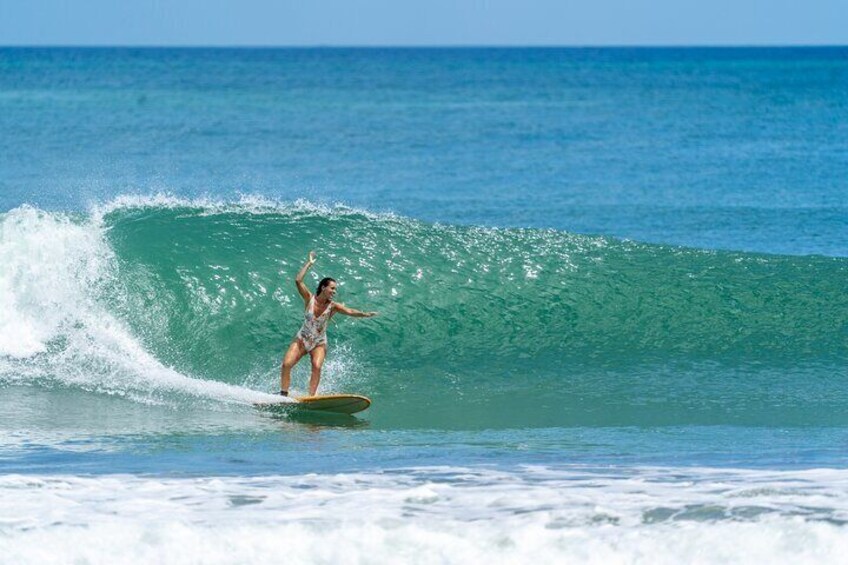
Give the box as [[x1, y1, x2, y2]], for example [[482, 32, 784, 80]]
[[0, 0, 845, 46]]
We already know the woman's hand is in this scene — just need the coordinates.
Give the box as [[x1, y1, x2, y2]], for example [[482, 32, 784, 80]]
[[307, 251, 316, 265], [363, 312, 378, 318]]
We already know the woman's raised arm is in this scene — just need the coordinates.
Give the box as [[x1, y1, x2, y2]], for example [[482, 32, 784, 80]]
[[294, 251, 316, 304]]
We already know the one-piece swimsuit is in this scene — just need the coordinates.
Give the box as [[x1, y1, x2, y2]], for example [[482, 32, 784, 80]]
[[297, 296, 334, 352]]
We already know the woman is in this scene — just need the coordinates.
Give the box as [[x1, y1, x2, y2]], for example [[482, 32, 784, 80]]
[[279, 251, 377, 397]]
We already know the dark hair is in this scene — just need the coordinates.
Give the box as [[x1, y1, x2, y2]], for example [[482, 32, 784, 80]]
[[316, 277, 336, 297]]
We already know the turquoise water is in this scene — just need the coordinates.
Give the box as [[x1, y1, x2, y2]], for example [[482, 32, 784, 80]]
[[1, 48, 847, 562]]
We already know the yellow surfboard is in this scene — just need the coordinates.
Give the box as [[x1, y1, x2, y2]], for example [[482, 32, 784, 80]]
[[255, 394, 371, 415]]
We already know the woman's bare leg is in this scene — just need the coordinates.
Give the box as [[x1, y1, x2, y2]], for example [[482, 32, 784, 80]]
[[280, 340, 307, 393], [307, 345, 327, 396]]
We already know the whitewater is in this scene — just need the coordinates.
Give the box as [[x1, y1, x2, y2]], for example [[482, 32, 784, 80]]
[[4, 467, 848, 564]]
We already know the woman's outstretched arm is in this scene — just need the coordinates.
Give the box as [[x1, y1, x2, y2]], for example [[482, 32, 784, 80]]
[[334, 303, 378, 318]]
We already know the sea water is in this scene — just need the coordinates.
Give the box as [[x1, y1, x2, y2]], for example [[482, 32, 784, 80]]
[[1, 47, 847, 563]]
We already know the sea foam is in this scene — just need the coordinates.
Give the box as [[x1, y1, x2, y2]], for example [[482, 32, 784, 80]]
[[2, 466, 848, 564]]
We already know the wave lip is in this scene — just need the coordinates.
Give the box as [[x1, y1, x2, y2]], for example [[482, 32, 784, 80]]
[[91, 192, 398, 221]]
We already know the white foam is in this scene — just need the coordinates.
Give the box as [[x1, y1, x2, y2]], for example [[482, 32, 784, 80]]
[[0, 206, 283, 406], [0, 206, 109, 358], [90, 192, 402, 223], [2, 466, 848, 564]]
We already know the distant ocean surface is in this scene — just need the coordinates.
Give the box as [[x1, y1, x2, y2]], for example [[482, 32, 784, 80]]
[[1, 47, 847, 563]]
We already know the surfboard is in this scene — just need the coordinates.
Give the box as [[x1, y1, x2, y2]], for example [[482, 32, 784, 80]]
[[255, 394, 371, 415]]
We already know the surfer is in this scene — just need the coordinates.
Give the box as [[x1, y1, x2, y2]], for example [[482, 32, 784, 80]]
[[279, 251, 378, 397]]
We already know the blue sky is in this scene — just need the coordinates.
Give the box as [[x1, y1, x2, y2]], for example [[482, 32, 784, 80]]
[[0, 0, 845, 46]]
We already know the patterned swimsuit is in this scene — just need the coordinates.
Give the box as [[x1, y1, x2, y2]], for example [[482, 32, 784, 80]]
[[297, 296, 334, 352]]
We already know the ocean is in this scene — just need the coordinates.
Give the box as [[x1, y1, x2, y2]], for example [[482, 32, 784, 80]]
[[1, 47, 847, 563]]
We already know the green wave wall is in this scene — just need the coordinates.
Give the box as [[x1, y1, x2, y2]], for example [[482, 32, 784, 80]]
[[93, 201, 848, 427], [104, 203, 846, 365]]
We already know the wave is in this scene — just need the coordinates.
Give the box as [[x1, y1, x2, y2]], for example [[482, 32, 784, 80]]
[[97, 196, 846, 364], [1, 196, 846, 425]]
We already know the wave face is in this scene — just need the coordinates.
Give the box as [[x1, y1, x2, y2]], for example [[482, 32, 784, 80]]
[[1, 198, 846, 427]]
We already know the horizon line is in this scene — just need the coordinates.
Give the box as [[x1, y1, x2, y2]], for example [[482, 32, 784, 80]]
[[2, 43, 847, 49]]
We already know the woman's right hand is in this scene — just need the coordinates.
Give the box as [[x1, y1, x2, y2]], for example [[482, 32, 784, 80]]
[[308, 251, 316, 265]]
